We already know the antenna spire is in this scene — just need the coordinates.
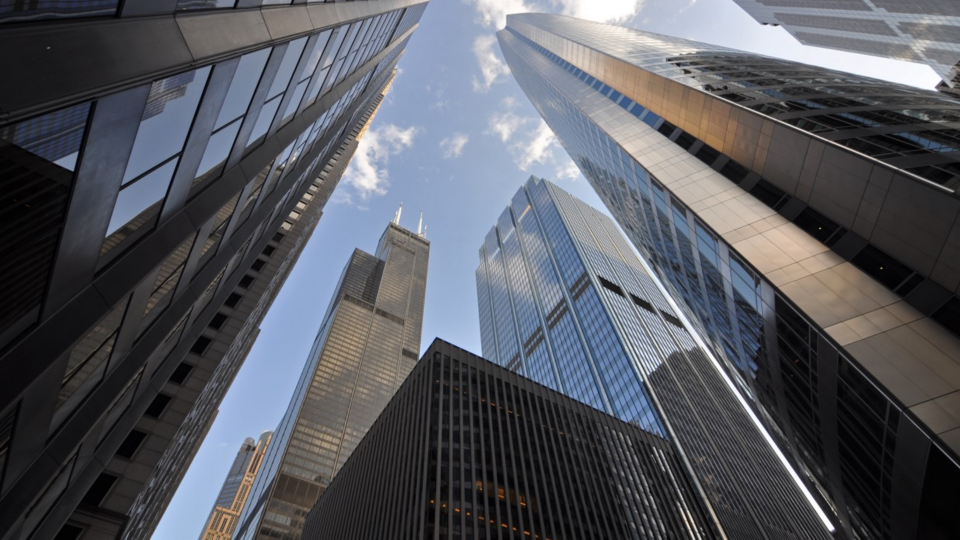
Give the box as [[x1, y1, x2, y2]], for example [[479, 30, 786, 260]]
[[417, 212, 423, 236], [393, 202, 403, 225]]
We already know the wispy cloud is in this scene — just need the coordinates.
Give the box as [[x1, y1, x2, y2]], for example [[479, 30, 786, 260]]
[[554, 157, 581, 181], [485, 101, 530, 143], [471, 35, 511, 92], [440, 133, 470, 158], [558, 0, 646, 23], [517, 120, 558, 170], [463, 0, 532, 29], [337, 123, 420, 206]]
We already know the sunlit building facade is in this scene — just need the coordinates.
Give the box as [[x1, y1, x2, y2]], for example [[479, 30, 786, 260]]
[[0, 3, 429, 540], [303, 339, 720, 540], [476, 177, 830, 539], [200, 432, 272, 540], [500, 13, 960, 539], [232, 219, 430, 540], [730, 0, 960, 90]]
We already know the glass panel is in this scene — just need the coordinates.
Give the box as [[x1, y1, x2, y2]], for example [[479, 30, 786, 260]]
[[177, 0, 236, 10], [237, 162, 273, 223], [193, 118, 242, 191], [306, 67, 330, 104], [198, 191, 241, 267], [98, 367, 143, 444], [247, 96, 281, 148], [303, 30, 333, 80], [143, 234, 196, 320], [216, 48, 272, 129], [0, 1, 118, 23], [0, 403, 15, 486], [102, 157, 178, 255], [267, 37, 308, 99], [281, 80, 309, 122], [0, 103, 90, 345], [57, 298, 127, 412], [123, 66, 211, 184]]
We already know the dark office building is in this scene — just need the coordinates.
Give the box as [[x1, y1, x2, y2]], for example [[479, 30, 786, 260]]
[[477, 177, 831, 539], [303, 339, 718, 540], [500, 13, 960, 539], [233, 216, 429, 540], [0, 3, 429, 540]]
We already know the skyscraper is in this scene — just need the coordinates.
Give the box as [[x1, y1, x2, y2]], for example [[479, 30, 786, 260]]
[[729, 0, 960, 90], [0, 3, 430, 539], [477, 177, 830, 539], [303, 339, 719, 540], [119, 71, 399, 540], [233, 217, 430, 540], [500, 13, 960, 539], [200, 432, 272, 540]]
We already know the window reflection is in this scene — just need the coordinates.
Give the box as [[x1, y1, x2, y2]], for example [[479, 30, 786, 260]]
[[216, 48, 271, 130], [55, 297, 129, 421], [123, 67, 211, 184], [143, 234, 197, 325], [0, 103, 90, 347], [198, 191, 241, 270], [0, 0, 118, 23], [193, 119, 242, 193], [177, 0, 236, 10], [102, 157, 179, 257], [247, 97, 282, 148]]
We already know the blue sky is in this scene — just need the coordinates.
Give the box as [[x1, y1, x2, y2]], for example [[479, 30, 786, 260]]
[[154, 1, 940, 537]]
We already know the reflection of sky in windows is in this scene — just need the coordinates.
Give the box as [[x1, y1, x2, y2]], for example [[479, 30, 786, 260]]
[[215, 48, 270, 129], [107, 158, 178, 235], [123, 67, 210, 184], [1, 102, 90, 172]]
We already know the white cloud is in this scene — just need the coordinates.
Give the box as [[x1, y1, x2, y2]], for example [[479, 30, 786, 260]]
[[440, 133, 470, 158], [486, 107, 530, 143], [472, 35, 511, 92], [517, 120, 559, 170], [555, 0, 645, 23], [555, 158, 581, 181], [463, 0, 532, 29], [339, 123, 419, 203]]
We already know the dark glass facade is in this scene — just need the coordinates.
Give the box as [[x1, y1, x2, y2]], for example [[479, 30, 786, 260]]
[[0, 3, 429, 540], [500, 13, 960, 540], [233, 220, 430, 540], [476, 177, 831, 538], [303, 339, 719, 540]]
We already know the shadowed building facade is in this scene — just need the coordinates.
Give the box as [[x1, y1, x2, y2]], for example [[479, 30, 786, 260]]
[[499, 13, 960, 540], [232, 219, 429, 540], [0, 3, 430, 540], [730, 0, 960, 91], [303, 339, 719, 540], [476, 177, 831, 539], [200, 432, 272, 540]]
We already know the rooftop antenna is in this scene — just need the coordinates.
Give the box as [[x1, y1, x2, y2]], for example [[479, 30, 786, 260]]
[[393, 202, 403, 225], [417, 211, 423, 236]]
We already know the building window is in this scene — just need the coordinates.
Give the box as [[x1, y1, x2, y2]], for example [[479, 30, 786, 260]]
[[238, 275, 255, 289], [191, 336, 213, 355], [0, 1, 118, 24], [208, 313, 229, 330], [0, 403, 17, 488], [0, 102, 91, 349], [224, 293, 243, 308], [169, 362, 194, 385], [251, 259, 266, 272], [247, 38, 308, 149], [192, 47, 272, 194], [102, 67, 212, 259], [57, 299, 129, 414], [144, 394, 172, 419], [115, 430, 147, 459], [143, 234, 196, 324], [272, 232, 285, 243], [932, 297, 960, 338], [53, 524, 84, 540], [197, 191, 242, 271], [80, 473, 117, 507], [262, 245, 275, 257]]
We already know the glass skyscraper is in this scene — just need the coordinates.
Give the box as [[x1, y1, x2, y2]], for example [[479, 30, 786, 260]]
[[233, 218, 430, 540], [730, 0, 960, 91], [303, 339, 719, 540], [200, 432, 272, 540], [476, 177, 831, 539], [0, 3, 430, 540], [500, 13, 960, 539]]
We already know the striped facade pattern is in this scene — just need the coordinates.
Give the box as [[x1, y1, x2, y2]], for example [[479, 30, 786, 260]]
[[303, 340, 719, 540]]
